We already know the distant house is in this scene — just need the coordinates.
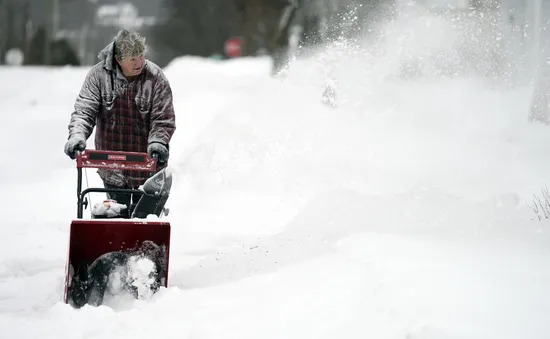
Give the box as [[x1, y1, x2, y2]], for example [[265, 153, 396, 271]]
[[81, 1, 161, 65], [96, 2, 156, 28], [67, 0, 165, 65], [0, 0, 167, 65]]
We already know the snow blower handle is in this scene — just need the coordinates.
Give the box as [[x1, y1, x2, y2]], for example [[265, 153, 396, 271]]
[[76, 149, 158, 172], [74, 150, 161, 218]]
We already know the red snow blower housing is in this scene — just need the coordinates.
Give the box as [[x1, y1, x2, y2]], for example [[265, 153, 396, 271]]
[[63, 150, 172, 308]]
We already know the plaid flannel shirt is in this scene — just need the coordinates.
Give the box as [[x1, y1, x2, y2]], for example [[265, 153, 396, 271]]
[[67, 42, 176, 188]]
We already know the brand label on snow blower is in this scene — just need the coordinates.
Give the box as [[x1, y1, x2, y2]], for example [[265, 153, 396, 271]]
[[108, 155, 127, 161]]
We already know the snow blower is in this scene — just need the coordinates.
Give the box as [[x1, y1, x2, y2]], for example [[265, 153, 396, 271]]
[[63, 149, 172, 308]]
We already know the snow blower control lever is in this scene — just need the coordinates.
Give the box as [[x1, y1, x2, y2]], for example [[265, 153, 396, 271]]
[[75, 150, 159, 218]]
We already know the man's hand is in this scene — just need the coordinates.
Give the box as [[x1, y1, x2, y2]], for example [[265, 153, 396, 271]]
[[64, 135, 86, 159], [148, 142, 169, 165]]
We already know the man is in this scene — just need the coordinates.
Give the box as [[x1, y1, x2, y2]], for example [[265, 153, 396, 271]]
[[64, 29, 176, 210]]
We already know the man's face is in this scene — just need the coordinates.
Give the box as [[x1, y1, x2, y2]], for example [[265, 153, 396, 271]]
[[116, 54, 145, 77]]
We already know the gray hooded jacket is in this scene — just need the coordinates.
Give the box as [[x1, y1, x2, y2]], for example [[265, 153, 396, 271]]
[[67, 42, 176, 187]]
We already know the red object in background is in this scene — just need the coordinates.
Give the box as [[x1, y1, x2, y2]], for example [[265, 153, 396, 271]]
[[225, 36, 244, 58]]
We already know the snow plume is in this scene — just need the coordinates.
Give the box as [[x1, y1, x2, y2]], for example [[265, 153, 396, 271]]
[[295, 1, 529, 104]]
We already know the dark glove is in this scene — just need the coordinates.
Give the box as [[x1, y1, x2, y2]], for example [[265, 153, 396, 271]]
[[64, 135, 86, 159], [148, 142, 169, 165]]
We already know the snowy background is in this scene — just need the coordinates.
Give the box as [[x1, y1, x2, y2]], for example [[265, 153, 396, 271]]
[[2, 9, 550, 339]]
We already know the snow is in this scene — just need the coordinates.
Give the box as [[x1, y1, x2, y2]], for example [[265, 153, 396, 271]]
[[91, 200, 127, 218], [2, 11, 550, 339], [126, 256, 157, 299]]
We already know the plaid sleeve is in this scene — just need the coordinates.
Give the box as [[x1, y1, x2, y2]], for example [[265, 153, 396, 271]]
[[68, 67, 101, 140], [148, 72, 176, 146]]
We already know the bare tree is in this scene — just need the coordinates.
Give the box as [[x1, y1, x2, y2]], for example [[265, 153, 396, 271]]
[[0, 0, 33, 64]]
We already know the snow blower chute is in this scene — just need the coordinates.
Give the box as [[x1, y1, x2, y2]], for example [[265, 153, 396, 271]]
[[63, 149, 172, 308]]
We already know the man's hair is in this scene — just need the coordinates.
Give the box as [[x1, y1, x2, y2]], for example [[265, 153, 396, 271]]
[[113, 29, 147, 60]]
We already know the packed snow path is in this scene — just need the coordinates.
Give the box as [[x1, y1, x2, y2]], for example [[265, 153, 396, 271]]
[[1, 19, 550, 338]]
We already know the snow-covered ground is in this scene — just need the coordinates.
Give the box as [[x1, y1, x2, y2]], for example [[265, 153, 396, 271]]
[[2, 12, 550, 339]]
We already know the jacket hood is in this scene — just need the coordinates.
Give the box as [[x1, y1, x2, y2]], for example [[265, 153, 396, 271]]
[[97, 41, 117, 72]]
